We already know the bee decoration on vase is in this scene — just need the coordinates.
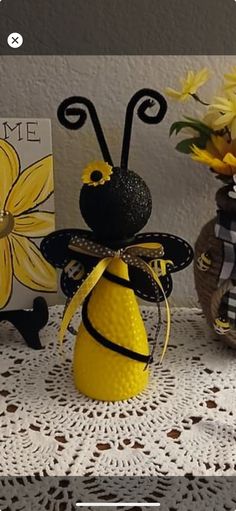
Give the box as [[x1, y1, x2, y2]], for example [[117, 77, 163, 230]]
[[41, 88, 193, 401], [197, 251, 212, 272], [213, 316, 230, 336]]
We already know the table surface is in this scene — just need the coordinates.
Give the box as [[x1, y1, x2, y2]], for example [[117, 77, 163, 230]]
[[0, 305, 236, 480]]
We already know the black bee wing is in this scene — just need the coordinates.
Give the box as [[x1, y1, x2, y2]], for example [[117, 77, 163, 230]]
[[40, 229, 92, 268], [128, 232, 193, 302], [134, 232, 193, 272], [40, 229, 97, 298], [129, 265, 173, 302]]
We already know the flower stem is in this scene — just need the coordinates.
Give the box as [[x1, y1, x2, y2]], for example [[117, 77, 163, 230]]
[[189, 93, 209, 106]]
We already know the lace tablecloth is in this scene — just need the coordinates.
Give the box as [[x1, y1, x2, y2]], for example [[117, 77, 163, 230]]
[[0, 305, 236, 479]]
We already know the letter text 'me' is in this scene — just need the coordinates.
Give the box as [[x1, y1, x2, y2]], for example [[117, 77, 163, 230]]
[[3, 121, 41, 142]]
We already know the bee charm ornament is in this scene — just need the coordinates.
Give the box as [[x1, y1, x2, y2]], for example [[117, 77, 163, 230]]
[[41, 89, 193, 401], [197, 252, 212, 272], [213, 316, 230, 336]]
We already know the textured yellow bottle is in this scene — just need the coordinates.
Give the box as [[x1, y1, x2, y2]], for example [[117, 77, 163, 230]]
[[73, 257, 149, 401]]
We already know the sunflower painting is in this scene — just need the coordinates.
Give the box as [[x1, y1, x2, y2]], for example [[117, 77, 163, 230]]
[[0, 119, 57, 310]]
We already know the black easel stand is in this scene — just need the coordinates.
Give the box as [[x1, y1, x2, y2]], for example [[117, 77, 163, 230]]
[[0, 297, 49, 349]]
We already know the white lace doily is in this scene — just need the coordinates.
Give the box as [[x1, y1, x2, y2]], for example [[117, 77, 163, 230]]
[[0, 306, 236, 509]]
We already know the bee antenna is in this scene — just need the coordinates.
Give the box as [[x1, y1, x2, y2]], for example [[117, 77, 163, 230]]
[[120, 88, 167, 169], [57, 96, 113, 166]]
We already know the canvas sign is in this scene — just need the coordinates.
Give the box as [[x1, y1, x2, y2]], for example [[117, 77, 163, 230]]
[[0, 118, 57, 311]]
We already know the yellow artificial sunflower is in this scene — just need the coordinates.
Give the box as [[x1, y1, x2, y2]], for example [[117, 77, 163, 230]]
[[191, 134, 236, 176], [0, 139, 56, 309], [223, 66, 236, 91], [166, 68, 210, 102], [82, 161, 113, 186], [209, 93, 236, 138]]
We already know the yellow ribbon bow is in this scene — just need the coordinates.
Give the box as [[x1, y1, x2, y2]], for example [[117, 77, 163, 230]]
[[60, 237, 172, 364]]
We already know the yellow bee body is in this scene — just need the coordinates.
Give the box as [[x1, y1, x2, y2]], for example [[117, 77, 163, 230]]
[[73, 257, 149, 401]]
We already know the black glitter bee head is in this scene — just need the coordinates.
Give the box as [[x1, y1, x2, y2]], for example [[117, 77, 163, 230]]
[[57, 89, 167, 242]]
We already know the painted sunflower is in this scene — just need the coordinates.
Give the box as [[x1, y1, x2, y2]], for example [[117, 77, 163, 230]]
[[82, 161, 113, 186], [0, 139, 57, 309]]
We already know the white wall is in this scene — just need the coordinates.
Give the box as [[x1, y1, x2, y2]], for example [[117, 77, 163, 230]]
[[1, 55, 235, 305]]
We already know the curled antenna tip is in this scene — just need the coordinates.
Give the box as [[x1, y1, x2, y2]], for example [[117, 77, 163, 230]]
[[57, 96, 113, 166], [120, 88, 167, 169]]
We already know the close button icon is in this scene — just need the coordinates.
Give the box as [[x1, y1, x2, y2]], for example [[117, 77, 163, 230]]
[[7, 32, 23, 48]]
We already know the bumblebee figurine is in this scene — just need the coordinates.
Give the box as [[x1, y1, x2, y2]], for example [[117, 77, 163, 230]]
[[41, 89, 193, 401]]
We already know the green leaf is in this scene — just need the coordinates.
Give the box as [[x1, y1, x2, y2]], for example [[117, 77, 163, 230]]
[[169, 118, 213, 138], [169, 121, 190, 137], [183, 116, 214, 135], [175, 135, 208, 154]]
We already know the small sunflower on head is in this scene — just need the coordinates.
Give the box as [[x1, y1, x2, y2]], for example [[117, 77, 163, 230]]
[[166, 65, 236, 183], [82, 161, 113, 187]]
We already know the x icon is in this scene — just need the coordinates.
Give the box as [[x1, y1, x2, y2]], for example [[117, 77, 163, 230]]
[[7, 32, 23, 48]]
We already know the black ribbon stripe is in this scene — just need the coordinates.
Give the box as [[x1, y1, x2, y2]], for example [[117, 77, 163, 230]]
[[103, 270, 134, 289], [82, 296, 151, 364]]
